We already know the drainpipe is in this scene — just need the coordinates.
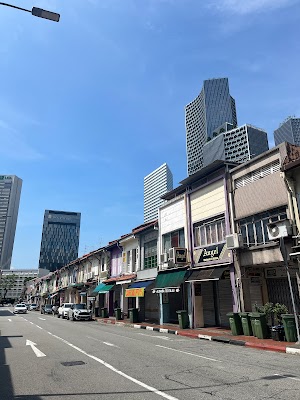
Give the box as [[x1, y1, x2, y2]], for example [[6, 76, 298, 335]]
[[284, 175, 300, 235], [228, 185, 245, 313]]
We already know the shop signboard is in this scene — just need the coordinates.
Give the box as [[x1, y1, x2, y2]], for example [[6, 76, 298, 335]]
[[152, 287, 180, 294], [125, 288, 145, 297], [265, 267, 298, 278], [87, 296, 96, 301], [196, 243, 228, 263]]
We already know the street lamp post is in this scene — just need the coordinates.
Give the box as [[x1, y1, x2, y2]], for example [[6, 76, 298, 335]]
[[0, 2, 60, 22]]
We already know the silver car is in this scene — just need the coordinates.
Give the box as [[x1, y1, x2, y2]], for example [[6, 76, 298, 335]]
[[67, 304, 92, 321], [14, 304, 28, 314]]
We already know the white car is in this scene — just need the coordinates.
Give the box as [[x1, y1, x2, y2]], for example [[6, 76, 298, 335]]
[[58, 303, 74, 319], [67, 304, 92, 321], [14, 304, 28, 314], [29, 303, 38, 311]]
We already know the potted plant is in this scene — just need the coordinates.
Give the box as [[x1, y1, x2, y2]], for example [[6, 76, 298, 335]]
[[271, 303, 288, 341]]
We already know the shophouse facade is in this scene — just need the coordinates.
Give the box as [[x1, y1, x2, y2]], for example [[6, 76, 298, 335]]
[[230, 142, 300, 313], [157, 161, 238, 328]]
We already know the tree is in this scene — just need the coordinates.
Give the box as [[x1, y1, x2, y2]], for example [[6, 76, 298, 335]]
[[0, 274, 17, 299]]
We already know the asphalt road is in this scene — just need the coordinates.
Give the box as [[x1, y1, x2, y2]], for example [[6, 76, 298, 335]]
[[1, 308, 300, 400]]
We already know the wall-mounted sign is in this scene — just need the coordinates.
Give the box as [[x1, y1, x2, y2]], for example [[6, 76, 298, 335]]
[[125, 288, 144, 298], [87, 296, 96, 301], [196, 243, 227, 263], [265, 267, 298, 278], [0, 176, 12, 180], [152, 287, 180, 294], [173, 248, 187, 264]]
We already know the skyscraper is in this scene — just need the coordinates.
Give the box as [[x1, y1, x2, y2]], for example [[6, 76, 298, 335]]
[[274, 117, 300, 146], [203, 124, 269, 167], [144, 163, 173, 223], [0, 175, 22, 270], [38, 210, 81, 272], [185, 78, 237, 176]]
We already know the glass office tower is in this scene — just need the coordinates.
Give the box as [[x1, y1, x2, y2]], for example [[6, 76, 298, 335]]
[[38, 210, 81, 272], [0, 175, 22, 270], [274, 117, 300, 146], [185, 78, 237, 176]]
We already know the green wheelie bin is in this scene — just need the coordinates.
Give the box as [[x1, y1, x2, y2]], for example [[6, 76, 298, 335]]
[[101, 307, 109, 318], [176, 310, 189, 329], [239, 312, 253, 336], [114, 308, 122, 320], [282, 314, 298, 342], [249, 312, 268, 339], [128, 308, 139, 323], [227, 312, 243, 335]]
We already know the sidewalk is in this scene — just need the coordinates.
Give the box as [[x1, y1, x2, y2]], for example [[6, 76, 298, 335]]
[[95, 316, 300, 356]]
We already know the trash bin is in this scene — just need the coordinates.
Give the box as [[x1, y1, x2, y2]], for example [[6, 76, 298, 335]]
[[249, 313, 268, 339], [115, 308, 122, 320], [282, 314, 298, 342], [128, 308, 139, 323], [227, 312, 243, 336], [101, 307, 108, 318], [239, 312, 253, 336], [176, 310, 189, 329], [271, 325, 285, 341]]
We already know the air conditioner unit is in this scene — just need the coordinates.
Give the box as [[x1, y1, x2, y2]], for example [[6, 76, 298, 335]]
[[226, 233, 243, 249], [267, 220, 292, 240], [160, 253, 168, 263], [168, 248, 187, 264]]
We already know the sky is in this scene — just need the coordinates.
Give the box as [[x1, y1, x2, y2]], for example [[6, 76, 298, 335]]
[[1, 0, 300, 269]]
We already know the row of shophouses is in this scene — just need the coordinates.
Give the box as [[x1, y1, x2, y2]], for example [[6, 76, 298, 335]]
[[26, 142, 300, 328]]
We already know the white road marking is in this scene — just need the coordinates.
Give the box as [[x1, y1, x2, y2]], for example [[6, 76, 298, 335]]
[[103, 342, 119, 348], [29, 322, 34, 325], [35, 325, 43, 330], [274, 374, 300, 382], [138, 333, 170, 340], [155, 345, 222, 362], [26, 340, 46, 358], [48, 331, 179, 400], [8, 319, 12, 322], [39, 318, 46, 321]]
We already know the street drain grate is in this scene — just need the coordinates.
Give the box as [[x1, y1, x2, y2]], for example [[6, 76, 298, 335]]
[[61, 361, 86, 367]]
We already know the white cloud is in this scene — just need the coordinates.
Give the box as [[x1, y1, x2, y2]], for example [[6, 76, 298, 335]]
[[209, 0, 296, 15]]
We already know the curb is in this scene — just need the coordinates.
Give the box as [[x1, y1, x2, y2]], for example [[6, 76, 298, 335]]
[[95, 318, 300, 355]]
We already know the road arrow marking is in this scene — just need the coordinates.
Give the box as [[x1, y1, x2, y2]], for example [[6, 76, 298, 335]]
[[39, 318, 46, 321], [26, 340, 46, 358]]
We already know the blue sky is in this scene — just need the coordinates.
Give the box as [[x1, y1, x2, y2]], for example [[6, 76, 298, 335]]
[[1, 0, 300, 268]]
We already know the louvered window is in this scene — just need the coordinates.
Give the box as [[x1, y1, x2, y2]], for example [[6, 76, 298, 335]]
[[234, 160, 280, 189]]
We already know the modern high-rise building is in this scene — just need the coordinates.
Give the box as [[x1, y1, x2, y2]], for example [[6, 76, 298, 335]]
[[274, 117, 300, 146], [203, 124, 269, 167], [38, 210, 81, 272], [0, 175, 22, 270], [185, 78, 237, 176], [144, 163, 173, 223]]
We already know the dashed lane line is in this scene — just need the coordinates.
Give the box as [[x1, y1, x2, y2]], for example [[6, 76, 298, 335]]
[[155, 344, 222, 363]]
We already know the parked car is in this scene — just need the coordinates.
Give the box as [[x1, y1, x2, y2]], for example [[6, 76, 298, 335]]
[[13, 304, 28, 314], [67, 303, 92, 321], [29, 303, 38, 311], [58, 303, 74, 319], [41, 304, 53, 315]]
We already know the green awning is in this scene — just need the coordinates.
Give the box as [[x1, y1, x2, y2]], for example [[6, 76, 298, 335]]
[[152, 269, 188, 294], [91, 283, 114, 295]]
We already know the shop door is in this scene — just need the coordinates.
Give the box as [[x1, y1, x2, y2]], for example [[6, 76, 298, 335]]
[[218, 279, 232, 327], [249, 281, 263, 311], [267, 278, 300, 313], [194, 283, 204, 328], [202, 281, 216, 326]]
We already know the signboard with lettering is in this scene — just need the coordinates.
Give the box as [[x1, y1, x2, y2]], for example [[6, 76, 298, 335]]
[[196, 243, 228, 263], [265, 267, 298, 278], [125, 288, 145, 298], [152, 287, 180, 294]]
